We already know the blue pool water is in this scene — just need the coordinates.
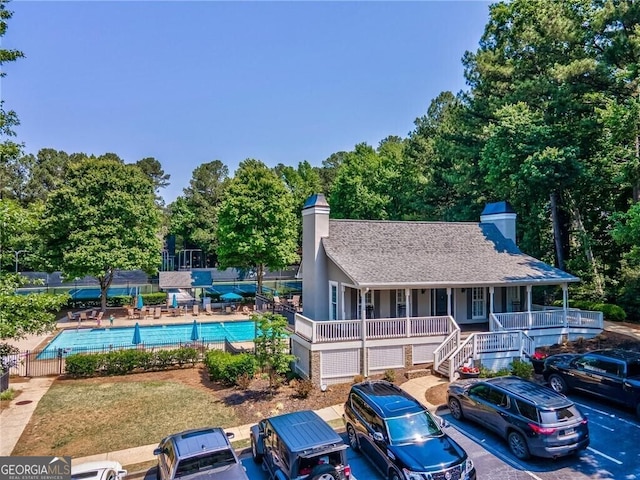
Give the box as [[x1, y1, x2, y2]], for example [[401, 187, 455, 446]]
[[40, 321, 257, 358]]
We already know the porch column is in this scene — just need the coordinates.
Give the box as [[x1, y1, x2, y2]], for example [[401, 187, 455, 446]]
[[562, 283, 568, 327], [406, 288, 411, 338], [361, 288, 368, 377], [446, 288, 452, 316], [489, 286, 495, 314], [526, 285, 533, 328]]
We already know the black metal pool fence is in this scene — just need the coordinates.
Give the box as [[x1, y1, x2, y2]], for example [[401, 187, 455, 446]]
[[6, 339, 225, 378]]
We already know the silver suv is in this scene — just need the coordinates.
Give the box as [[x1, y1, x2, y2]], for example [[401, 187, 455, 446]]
[[153, 427, 248, 480]]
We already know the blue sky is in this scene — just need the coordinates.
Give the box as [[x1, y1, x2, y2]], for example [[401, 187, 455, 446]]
[[4, 1, 490, 203]]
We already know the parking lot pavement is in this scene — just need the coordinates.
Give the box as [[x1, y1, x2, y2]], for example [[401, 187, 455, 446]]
[[136, 397, 640, 480], [440, 392, 640, 480]]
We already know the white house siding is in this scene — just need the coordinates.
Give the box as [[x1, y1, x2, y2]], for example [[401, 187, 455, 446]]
[[321, 348, 361, 385], [327, 259, 352, 320], [292, 341, 310, 378], [368, 345, 404, 372]]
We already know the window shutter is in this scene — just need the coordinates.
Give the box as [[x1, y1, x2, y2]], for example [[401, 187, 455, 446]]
[[501, 287, 507, 312], [466, 289, 472, 319], [520, 286, 526, 311], [391, 290, 396, 318], [351, 289, 358, 318], [412, 289, 418, 317], [374, 291, 380, 318]]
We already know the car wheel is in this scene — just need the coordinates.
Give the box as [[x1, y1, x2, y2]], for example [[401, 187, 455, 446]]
[[548, 374, 568, 394], [388, 470, 402, 480], [347, 424, 360, 451], [448, 397, 464, 420], [309, 464, 339, 480], [251, 435, 263, 464], [508, 431, 531, 460]]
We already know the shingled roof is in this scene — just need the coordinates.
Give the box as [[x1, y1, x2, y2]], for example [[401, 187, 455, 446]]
[[321, 220, 578, 287]]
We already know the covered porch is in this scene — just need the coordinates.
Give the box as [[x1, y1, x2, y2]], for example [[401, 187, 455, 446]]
[[292, 283, 604, 385]]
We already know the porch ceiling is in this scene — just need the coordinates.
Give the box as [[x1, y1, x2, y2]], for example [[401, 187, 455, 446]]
[[322, 220, 579, 287]]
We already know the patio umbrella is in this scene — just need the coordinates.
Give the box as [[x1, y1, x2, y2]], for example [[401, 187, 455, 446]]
[[171, 294, 178, 309], [220, 292, 242, 301], [190, 320, 199, 341], [132, 322, 142, 345], [136, 295, 144, 309]]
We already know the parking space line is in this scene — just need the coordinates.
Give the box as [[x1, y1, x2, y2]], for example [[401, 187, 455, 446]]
[[586, 419, 614, 431], [577, 402, 640, 429], [445, 424, 544, 480], [586, 447, 623, 465]]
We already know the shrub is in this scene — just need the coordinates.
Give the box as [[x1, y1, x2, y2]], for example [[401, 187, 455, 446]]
[[291, 378, 314, 398], [479, 366, 511, 378], [154, 350, 176, 369], [205, 350, 257, 386], [383, 369, 396, 383], [552, 299, 627, 322], [353, 374, 365, 384], [102, 349, 152, 375], [236, 373, 252, 390], [0, 388, 15, 401], [174, 347, 199, 366], [65, 354, 101, 377], [510, 359, 533, 380]]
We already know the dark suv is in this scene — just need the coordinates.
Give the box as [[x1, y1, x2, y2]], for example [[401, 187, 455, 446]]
[[153, 427, 248, 480], [344, 380, 475, 480], [250, 410, 351, 480], [447, 376, 589, 460], [543, 349, 640, 417]]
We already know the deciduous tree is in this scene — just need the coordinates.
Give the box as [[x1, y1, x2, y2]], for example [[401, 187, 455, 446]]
[[40, 158, 162, 311], [216, 159, 298, 293]]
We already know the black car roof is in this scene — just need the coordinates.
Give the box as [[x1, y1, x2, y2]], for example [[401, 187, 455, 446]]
[[351, 380, 425, 418], [267, 410, 343, 453], [484, 376, 573, 409], [588, 349, 640, 362], [172, 427, 231, 458]]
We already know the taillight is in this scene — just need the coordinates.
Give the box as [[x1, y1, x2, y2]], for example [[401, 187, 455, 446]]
[[528, 423, 556, 435], [581, 418, 588, 425], [343, 465, 351, 478]]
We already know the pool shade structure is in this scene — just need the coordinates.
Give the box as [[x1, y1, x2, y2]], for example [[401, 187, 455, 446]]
[[220, 292, 242, 301], [132, 322, 142, 345], [136, 295, 144, 310], [172, 294, 178, 309], [190, 320, 199, 341]]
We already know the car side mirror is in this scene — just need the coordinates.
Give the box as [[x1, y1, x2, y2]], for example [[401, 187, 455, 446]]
[[435, 415, 448, 428], [153, 448, 163, 456], [226, 432, 235, 440], [372, 432, 384, 442]]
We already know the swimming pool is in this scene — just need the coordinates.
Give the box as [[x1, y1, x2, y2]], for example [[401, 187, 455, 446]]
[[39, 321, 257, 358]]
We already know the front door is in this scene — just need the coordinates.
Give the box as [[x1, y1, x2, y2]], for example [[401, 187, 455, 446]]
[[433, 289, 448, 316]]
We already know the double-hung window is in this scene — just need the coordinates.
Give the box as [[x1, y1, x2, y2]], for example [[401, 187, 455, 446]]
[[472, 287, 485, 319], [329, 282, 338, 320]]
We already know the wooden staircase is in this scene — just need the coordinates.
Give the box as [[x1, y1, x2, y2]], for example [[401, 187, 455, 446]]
[[433, 331, 473, 379]]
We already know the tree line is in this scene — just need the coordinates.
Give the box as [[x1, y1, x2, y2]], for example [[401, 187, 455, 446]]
[[3, 0, 640, 324]]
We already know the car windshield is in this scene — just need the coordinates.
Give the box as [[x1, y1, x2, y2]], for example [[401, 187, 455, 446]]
[[175, 450, 236, 477], [386, 411, 442, 444]]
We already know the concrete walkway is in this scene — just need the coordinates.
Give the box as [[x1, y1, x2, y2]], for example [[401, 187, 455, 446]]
[[1, 320, 638, 468]]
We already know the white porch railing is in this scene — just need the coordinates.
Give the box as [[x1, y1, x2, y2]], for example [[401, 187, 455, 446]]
[[433, 328, 461, 374], [294, 314, 454, 343], [444, 331, 535, 381], [493, 309, 603, 331]]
